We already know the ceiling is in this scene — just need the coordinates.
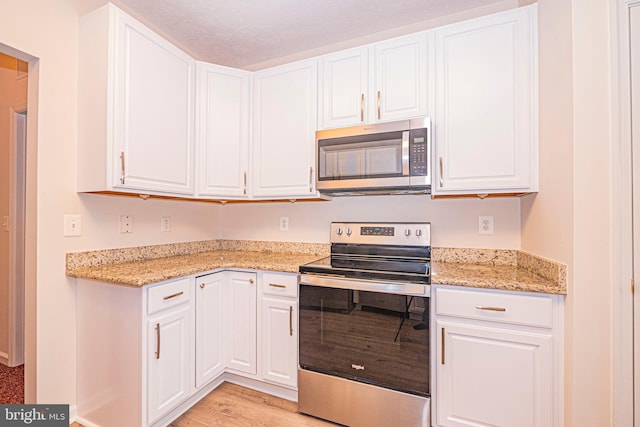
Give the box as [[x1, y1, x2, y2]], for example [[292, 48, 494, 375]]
[[77, 0, 512, 70]]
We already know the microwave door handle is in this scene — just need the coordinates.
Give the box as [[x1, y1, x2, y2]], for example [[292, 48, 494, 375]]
[[402, 131, 410, 176]]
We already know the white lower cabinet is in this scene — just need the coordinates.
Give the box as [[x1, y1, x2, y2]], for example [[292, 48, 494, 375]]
[[227, 271, 258, 375], [433, 286, 563, 427], [260, 272, 299, 389], [194, 272, 227, 388], [77, 269, 298, 426], [147, 304, 192, 423], [76, 277, 194, 427]]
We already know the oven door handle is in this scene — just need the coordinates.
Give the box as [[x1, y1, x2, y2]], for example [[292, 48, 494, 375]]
[[299, 273, 428, 296]]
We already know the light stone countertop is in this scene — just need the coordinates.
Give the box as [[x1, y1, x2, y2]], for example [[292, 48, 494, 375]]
[[66, 249, 323, 287], [66, 240, 566, 295]]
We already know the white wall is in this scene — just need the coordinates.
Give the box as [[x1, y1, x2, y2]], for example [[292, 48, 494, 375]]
[[521, 0, 613, 425], [0, 0, 220, 408], [221, 196, 521, 248]]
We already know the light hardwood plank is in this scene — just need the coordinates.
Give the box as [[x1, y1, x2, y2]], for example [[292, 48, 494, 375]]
[[169, 382, 336, 427]]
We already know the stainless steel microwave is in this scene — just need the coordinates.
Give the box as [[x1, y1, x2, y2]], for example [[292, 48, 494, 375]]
[[316, 117, 431, 195]]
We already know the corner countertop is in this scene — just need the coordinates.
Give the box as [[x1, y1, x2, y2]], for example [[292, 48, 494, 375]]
[[66, 240, 566, 295], [67, 249, 323, 287]]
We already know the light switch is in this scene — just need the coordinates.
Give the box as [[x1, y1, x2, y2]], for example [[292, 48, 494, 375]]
[[64, 214, 82, 237]]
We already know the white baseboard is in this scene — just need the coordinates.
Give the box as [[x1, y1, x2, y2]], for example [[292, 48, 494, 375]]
[[0, 351, 9, 366]]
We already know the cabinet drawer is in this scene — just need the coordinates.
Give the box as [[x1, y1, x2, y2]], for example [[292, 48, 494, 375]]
[[147, 278, 191, 315], [435, 287, 553, 328], [262, 272, 298, 298]]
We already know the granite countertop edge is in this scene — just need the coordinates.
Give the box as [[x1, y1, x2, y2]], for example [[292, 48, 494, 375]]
[[67, 243, 566, 295]]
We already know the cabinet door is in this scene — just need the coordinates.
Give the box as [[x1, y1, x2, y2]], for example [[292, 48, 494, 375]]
[[432, 6, 537, 195], [227, 271, 257, 374], [319, 47, 369, 129], [196, 62, 250, 197], [436, 320, 552, 427], [113, 10, 195, 195], [252, 59, 318, 198], [194, 272, 227, 388], [261, 298, 298, 388], [147, 304, 191, 423], [373, 33, 427, 123]]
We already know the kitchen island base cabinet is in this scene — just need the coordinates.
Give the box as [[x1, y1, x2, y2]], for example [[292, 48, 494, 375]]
[[433, 286, 563, 427]]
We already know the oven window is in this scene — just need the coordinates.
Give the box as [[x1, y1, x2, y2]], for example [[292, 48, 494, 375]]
[[318, 135, 404, 180], [299, 285, 429, 397]]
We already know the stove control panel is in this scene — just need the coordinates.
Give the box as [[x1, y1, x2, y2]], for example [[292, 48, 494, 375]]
[[331, 222, 431, 246]]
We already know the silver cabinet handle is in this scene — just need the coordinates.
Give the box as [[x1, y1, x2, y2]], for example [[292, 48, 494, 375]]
[[439, 156, 444, 188], [377, 90, 381, 119], [120, 151, 125, 184], [475, 306, 507, 312], [243, 171, 247, 195], [309, 166, 313, 192], [155, 323, 160, 360], [163, 291, 184, 300], [441, 327, 445, 365], [269, 283, 286, 289], [360, 93, 365, 122], [289, 306, 293, 336]]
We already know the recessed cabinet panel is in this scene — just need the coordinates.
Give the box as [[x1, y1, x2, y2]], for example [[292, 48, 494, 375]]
[[262, 298, 298, 388], [252, 59, 318, 197], [114, 11, 195, 194], [195, 272, 227, 388], [196, 63, 250, 197], [436, 320, 552, 427], [320, 47, 369, 129], [147, 304, 191, 423], [227, 271, 258, 374], [374, 33, 427, 122], [432, 5, 537, 195]]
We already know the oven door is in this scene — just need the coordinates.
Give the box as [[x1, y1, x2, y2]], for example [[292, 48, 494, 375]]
[[298, 276, 430, 397]]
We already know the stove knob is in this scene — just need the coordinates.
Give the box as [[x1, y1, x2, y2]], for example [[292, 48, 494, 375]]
[[416, 229, 423, 237], [346, 228, 352, 236], [336, 228, 343, 236], [405, 229, 411, 237]]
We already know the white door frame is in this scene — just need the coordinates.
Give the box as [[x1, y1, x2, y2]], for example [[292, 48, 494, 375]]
[[611, 0, 640, 425], [8, 107, 26, 367]]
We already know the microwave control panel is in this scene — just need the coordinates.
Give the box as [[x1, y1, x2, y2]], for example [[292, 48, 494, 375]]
[[409, 128, 429, 176]]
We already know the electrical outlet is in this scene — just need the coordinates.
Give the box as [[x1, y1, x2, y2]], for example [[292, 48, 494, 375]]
[[478, 216, 494, 235], [280, 216, 289, 231], [161, 216, 171, 232], [120, 215, 133, 234], [64, 214, 82, 237]]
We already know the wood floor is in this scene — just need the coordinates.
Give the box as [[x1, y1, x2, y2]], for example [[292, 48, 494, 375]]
[[73, 382, 336, 427], [170, 382, 335, 427]]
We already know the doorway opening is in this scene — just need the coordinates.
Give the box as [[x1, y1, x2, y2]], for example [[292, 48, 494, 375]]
[[0, 47, 30, 404]]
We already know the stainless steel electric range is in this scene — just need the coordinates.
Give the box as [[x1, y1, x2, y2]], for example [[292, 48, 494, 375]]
[[298, 222, 431, 427]]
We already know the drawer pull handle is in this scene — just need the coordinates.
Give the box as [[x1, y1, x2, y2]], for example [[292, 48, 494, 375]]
[[163, 291, 184, 300], [475, 306, 506, 312], [269, 283, 287, 289]]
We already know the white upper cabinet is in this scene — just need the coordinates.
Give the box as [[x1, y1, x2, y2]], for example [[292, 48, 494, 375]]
[[431, 5, 538, 195], [319, 47, 370, 128], [78, 4, 195, 196], [252, 59, 319, 198], [319, 32, 427, 129], [196, 62, 250, 198]]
